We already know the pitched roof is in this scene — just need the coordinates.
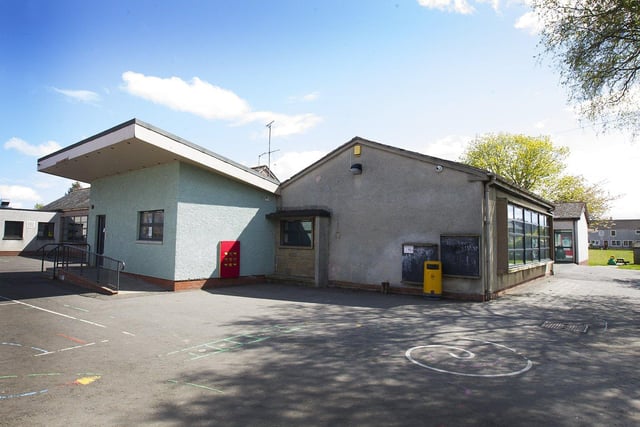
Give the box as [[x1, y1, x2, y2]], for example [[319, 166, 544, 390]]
[[38, 119, 279, 194], [554, 202, 587, 220], [279, 136, 554, 209], [43, 187, 90, 211]]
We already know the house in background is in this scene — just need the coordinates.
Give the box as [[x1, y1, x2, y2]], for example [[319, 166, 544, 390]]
[[38, 119, 279, 290], [553, 202, 589, 264], [0, 201, 60, 255], [269, 137, 555, 300], [588, 219, 640, 249], [42, 187, 90, 243]]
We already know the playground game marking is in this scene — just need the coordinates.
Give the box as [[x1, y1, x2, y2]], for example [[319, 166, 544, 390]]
[[406, 338, 533, 378], [165, 324, 305, 361]]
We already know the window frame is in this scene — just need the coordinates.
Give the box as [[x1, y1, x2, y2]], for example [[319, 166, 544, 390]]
[[138, 210, 164, 242], [3, 221, 24, 240], [279, 218, 314, 248], [37, 222, 55, 240], [507, 203, 550, 267]]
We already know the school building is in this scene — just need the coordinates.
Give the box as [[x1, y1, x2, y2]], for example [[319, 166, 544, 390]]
[[35, 119, 556, 299]]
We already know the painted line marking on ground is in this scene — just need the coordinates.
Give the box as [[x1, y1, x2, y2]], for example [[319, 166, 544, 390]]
[[1, 341, 49, 355], [0, 295, 106, 328], [167, 379, 224, 394], [164, 324, 305, 361], [35, 342, 96, 357], [63, 304, 89, 313], [121, 331, 136, 336], [57, 333, 87, 344], [0, 372, 103, 399], [0, 389, 48, 399]]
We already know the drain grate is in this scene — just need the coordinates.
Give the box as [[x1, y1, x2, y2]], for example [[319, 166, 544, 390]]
[[540, 321, 589, 334]]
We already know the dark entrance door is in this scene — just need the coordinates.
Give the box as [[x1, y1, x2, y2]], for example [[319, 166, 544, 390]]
[[95, 215, 106, 265]]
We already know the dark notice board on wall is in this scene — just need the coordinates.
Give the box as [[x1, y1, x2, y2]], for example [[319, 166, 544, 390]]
[[402, 244, 438, 283], [440, 235, 480, 278]]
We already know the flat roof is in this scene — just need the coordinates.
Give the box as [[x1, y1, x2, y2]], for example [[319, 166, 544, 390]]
[[38, 119, 279, 194]]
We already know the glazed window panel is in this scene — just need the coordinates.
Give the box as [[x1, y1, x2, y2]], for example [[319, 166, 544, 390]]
[[280, 219, 313, 247], [37, 222, 55, 240], [3, 221, 23, 239], [138, 210, 164, 241], [507, 203, 550, 267]]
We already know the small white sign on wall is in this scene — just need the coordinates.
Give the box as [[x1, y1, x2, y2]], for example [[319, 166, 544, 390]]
[[403, 244, 414, 254]]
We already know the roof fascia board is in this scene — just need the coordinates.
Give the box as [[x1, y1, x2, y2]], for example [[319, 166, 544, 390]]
[[38, 122, 136, 171], [133, 124, 278, 194]]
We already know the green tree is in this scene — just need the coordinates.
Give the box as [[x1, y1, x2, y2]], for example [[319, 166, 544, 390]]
[[34, 203, 44, 210], [532, 0, 640, 134], [459, 133, 569, 193], [460, 132, 617, 221], [541, 175, 618, 221], [66, 181, 83, 194]]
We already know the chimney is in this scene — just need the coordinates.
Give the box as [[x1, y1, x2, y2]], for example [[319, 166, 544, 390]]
[[0, 199, 9, 208]]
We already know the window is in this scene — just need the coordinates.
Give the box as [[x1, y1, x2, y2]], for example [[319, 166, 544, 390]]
[[280, 219, 313, 247], [138, 210, 164, 241], [507, 203, 550, 267], [63, 216, 87, 242], [636, 230, 640, 235], [610, 230, 616, 237], [610, 240, 621, 247], [590, 240, 600, 247], [3, 221, 23, 240], [37, 222, 55, 240], [622, 240, 633, 247]]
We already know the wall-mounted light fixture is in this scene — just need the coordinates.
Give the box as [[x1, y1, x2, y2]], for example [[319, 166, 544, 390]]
[[435, 165, 444, 173], [350, 163, 363, 175]]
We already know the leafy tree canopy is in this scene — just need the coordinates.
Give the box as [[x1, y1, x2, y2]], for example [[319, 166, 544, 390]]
[[532, 0, 640, 134], [460, 132, 617, 221], [66, 181, 83, 194], [459, 133, 569, 193]]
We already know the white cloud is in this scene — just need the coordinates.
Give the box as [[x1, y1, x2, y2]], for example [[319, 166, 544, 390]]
[[270, 150, 327, 181], [419, 134, 470, 162], [0, 185, 41, 208], [4, 137, 62, 157], [514, 10, 543, 34], [241, 111, 323, 137], [289, 91, 320, 103], [418, 0, 475, 14], [53, 87, 101, 103], [121, 71, 322, 136]]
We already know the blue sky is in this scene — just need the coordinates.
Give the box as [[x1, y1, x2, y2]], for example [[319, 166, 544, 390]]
[[1, 0, 638, 218]]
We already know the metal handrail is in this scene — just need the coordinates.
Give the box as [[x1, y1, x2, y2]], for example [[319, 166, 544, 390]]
[[39, 242, 91, 273], [40, 243, 125, 292]]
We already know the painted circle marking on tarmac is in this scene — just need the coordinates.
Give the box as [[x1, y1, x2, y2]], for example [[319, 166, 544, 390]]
[[405, 338, 533, 378]]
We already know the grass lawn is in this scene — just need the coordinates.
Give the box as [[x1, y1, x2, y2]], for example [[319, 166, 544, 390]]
[[588, 249, 640, 269]]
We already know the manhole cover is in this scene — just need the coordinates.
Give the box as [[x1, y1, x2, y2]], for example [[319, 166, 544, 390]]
[[540, 321, 589, 333]]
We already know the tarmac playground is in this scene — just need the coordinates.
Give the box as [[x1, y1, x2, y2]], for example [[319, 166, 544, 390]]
[[1, 256, 639, 426]]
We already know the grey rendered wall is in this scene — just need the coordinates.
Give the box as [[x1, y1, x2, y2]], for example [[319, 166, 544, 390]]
[[279, 144, 485, 295], [89, 162, 179, 280], [174, 163, 277, 280]]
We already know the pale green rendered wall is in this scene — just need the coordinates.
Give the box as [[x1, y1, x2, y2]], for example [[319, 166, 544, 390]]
[[89, 162, 179, 280], [89, 161, 276, 281], [174, 163, 276, 280]]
